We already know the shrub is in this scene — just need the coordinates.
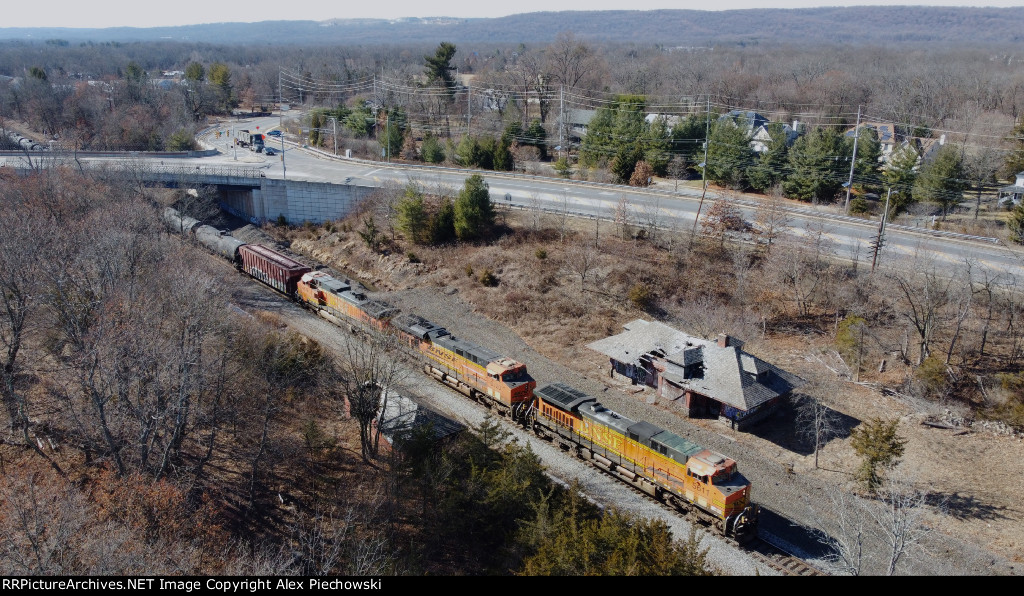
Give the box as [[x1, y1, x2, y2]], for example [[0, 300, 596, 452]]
[[628, 283, 654, 311], [535, 248, 547, 260], [479, 268, 498, 287], [465, 264, 474, 277], [915, 356, 948, 398], [407, 251, 420, 263], [849, 197, 872, 215]]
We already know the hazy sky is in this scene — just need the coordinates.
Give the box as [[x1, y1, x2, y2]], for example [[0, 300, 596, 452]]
[[3, 1, 1019, 29]]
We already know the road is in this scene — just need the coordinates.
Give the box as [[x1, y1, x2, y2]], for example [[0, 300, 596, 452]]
[[210, 114, 1024, 280], [8, 112, 1024, 279]]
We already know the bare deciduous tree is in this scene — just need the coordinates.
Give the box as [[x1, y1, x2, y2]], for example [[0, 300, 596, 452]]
[[337, 328, 407, 463], [794, 392, 843, 469], [870, 469, 937, 576]]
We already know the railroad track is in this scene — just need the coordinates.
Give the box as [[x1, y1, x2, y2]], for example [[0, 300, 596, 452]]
[[746, 535, 828, 576], [568, 443, 828, 576]]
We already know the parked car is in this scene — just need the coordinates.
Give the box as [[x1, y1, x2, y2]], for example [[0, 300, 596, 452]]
[[267, 130, 283, 137], [264, 147, 277, 156]]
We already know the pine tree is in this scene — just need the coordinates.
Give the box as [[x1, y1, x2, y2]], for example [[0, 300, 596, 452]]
[[913, 144, 967, 217], [454, 174, 494, 241], [748, 123, 791, 192], [850, 417, 906, 493], [706, 120, 754, 189], [883, 144, 920, 217], [783, 127, 847, 202]]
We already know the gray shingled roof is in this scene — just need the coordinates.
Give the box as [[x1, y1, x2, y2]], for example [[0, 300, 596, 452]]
[[587, 319, 805, 412]]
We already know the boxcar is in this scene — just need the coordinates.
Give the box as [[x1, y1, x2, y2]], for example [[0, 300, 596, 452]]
[[238, 244, 311, 295]]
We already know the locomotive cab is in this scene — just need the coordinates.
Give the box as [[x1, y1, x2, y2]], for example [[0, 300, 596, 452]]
[[688, 449, 758, 542]]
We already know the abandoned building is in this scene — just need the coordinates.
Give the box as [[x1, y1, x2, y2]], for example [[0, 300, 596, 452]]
[[587, 319, 806, 429], [374, 389, 466, 454]]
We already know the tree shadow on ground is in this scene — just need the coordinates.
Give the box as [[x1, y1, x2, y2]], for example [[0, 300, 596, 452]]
[[926, 491, 1014, 522], [745, 399, 861, 456]]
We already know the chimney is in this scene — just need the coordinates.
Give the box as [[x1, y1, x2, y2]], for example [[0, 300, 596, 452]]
[[792, 119, 799, 132], [717, 333, 730, 348]]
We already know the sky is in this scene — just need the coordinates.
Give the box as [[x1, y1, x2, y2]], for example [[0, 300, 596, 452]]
[[3, 1, 1021, 29]]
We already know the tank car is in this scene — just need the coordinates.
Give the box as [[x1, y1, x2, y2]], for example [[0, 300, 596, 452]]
[[532, 383, 759, 542]]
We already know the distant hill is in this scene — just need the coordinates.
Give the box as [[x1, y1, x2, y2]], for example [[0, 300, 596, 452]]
[[2, 7, 1024, 46]]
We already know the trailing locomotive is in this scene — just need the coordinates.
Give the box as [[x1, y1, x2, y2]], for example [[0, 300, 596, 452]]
[[532, 383, 758, 543], [165, 208, 758, 542]]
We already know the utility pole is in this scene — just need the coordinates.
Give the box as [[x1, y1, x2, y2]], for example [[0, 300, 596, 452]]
[[559, 84, 565, 162], [870, 187, 892, 272], [843, 105, 862, 214], [279, 72, 286, 179], [690, 97, 712, 243]]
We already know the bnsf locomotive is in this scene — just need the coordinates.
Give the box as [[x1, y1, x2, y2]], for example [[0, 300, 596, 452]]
[[166, 208, 759, 542]]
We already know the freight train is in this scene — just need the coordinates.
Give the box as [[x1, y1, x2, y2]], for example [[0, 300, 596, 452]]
[[163, 208, 760, 543]]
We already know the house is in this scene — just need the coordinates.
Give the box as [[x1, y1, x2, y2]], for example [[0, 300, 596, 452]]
[[717, 110, 769, 135], [373, 388, 465, 454], [751, 120, 800, 153], [645, 113, 683, 132], [587, 320, 805, 430], [564, 109, 596, 143], [999, 171, 1024, 206], [844, 122, 899, 162]]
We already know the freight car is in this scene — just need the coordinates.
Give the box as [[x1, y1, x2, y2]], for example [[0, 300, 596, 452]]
[[532, 383, 758, 542], [239, 243, 311, 296], [162, 207, 759, 542]]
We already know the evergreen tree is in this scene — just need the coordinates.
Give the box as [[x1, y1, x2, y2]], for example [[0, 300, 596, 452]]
[[309, 111, 322, 147], [705, 120, 754, 189], [379, 107, 406, 160], [913, 144, 967, 217], [883, 143, 919, 217], [421, 133, 445, 163], [454, 174, 494, 241], [1008, 202, 1024, 244], [396, 184, 430, 244], [668, 112, 712, 176], [850, 417, 907, 493], [1001, 118, 1024, 180], [851, 126, 882, 195], [748, 123, 791, 192], [424, 42, 458, 97], [783, 127, 847, 202], [184, 62, 205, 83], [430, 197, 456, 244], [580, 95, 647, 175], [345, 104, 374, 138]]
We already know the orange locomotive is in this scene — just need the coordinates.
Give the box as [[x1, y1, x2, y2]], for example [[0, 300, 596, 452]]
[[531, 383, 758, 542], [296, 271, 397, 331], [392, 313, 536, 417]]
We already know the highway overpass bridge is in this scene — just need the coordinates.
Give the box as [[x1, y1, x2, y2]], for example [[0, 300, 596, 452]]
[[3, 159, 376, 226]]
